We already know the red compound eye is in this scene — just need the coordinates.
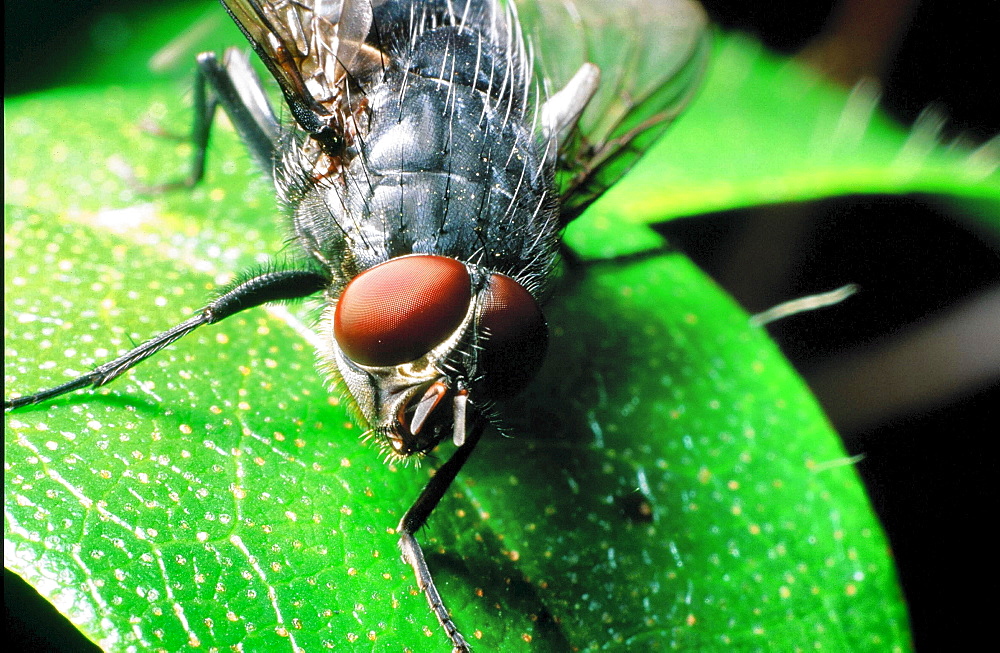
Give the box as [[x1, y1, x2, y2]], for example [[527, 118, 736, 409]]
[[335, 256, 472, 366], [478, 274, 547, 397]]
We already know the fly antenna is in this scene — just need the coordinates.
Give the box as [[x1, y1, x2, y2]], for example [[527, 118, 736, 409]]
[[452, 388, 469, 447]]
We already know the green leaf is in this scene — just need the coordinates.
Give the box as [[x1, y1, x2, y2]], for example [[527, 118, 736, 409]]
[[565, 35, 999, 260], [17, 2, 1000, 650], [6, 98, 908, 653]]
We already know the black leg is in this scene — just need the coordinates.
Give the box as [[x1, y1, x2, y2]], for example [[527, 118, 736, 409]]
[[199, 48, 282, 179], [398, 423, 485, 653], [142, 48, 281, 192], [5, 268, 327, 410]]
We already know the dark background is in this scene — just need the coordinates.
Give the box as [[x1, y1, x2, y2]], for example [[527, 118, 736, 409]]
[[6, 1, 998, 650]]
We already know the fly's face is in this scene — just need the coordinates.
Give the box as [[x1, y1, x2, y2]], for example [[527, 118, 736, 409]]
[[325, 255, 547, 458]]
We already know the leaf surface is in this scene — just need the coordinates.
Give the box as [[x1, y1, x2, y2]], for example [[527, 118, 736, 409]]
[[13, 2, 996, 650]]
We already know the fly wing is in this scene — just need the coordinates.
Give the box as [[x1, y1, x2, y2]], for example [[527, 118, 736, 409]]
[[221, 0, 377, 136], [517, 0, 710, 220]]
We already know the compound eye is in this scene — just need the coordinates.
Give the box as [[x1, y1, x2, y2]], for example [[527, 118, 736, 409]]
[[334, 256, 471, 366], [478, 274, 547, 397]]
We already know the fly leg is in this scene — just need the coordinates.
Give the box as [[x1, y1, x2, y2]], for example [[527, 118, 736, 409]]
[[4, 268, 327, 410], [138, 47, 280, 192], [398, 423, 485, 653], [541, 62, 600, 152]]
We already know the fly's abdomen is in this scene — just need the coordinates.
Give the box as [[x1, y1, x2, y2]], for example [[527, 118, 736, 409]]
[[292, 2, 559, 291]]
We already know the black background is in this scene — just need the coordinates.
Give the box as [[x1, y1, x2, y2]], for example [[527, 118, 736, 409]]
[[6, 1, 998, 650]]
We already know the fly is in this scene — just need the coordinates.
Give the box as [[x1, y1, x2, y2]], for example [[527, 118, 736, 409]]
[[5, 1, 708, 650]]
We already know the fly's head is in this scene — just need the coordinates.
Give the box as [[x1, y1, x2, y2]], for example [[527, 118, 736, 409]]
[[322, 255, 547, 460]]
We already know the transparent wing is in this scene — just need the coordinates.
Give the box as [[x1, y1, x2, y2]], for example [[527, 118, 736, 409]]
[[221, 0, 377, 135], [517, 0, 710, 219]]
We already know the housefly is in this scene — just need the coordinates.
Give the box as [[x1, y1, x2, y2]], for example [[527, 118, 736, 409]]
[[5, 1, 708, 649]]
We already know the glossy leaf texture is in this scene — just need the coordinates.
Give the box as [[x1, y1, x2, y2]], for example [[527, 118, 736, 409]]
[[13, 1, 1000, 650], [7, 93, 909, 652]]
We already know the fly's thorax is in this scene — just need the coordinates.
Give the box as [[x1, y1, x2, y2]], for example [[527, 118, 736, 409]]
[[279, 1, 562, 288], [272, 0, 562, 458], [285, 71, 562, 280], [315, 254, 547, 458]]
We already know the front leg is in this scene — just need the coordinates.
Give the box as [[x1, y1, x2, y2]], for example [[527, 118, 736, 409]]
[[398, 424, 485, 653], [5, 268, 327, 410]]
